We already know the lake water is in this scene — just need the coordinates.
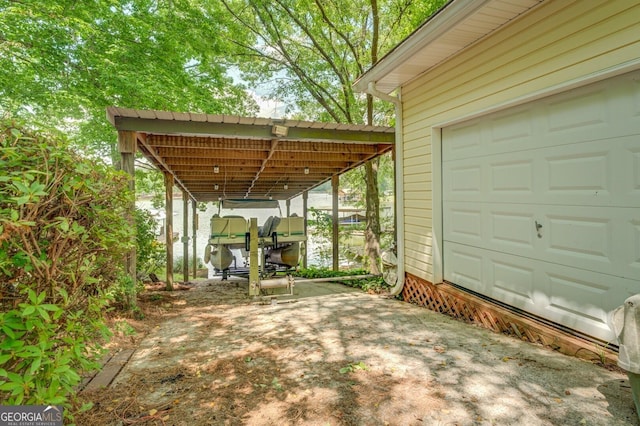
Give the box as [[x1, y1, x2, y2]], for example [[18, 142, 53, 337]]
[[136, 191, 357, 273]]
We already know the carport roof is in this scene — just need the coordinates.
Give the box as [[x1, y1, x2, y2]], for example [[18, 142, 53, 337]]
[[107, 107, 394, 203]]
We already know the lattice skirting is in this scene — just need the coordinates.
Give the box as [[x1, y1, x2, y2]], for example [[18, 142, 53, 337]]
[[402, 273, 618, 366]]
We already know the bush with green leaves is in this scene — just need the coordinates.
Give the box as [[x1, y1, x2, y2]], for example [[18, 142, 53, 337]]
[[0, 120, 132, 414], [293, 267, 389, 293], [173, 255, 205, 272], [135, 208, 165, 278]]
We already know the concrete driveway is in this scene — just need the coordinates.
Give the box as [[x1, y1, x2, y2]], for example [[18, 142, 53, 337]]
[[87, 279, 638, 425]]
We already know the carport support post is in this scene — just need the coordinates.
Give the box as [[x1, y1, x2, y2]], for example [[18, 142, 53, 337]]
[[164, 172, 174, 291], [302, 191, 308, 269], [249, 218, 259, 296], [118, 130, 137, 309], [192, 200, 197, 279], [182, 190, 189, 283], [332, 175, 339, 271], [286, 199, 291, 217]]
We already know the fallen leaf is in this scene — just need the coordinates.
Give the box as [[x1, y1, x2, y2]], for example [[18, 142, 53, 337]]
[[149, 409, 158, 416]]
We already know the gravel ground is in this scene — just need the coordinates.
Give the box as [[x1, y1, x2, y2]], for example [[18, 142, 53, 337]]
[[80, 279, 639, 425]]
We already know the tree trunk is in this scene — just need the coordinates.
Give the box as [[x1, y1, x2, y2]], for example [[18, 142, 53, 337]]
[[364, 159, 381, 275], [362, 0, 382, 275]]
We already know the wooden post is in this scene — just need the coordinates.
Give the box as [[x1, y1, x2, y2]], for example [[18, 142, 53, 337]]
[[165, 172, 174, 290], [332, 175, 339, 271], [182, 191, 189, 283], [286, 199, 291, 217], [192, 200, 197, 279], [302, 191, 308, 269], [249, 218, 259, 296], [118, 131, 137, 309]]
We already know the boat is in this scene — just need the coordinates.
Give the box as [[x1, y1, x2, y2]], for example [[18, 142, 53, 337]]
[[203, 199, 306, 278]]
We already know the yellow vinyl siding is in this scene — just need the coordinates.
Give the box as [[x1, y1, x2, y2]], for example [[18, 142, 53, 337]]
[[400, 0, 640, 283], [405, 222, 433, 235], [405, 238, 434, 276], [403, 156, 430, 171], [404, 164, 431, 177], [404, 198, 431, 213], [403, 1, 639, 114]]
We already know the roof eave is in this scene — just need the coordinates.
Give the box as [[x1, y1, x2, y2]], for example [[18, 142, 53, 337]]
[[354, 0, 543, 95]]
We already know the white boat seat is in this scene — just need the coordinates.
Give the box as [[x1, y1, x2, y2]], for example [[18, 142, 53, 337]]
[[259, 216, 281, 237]]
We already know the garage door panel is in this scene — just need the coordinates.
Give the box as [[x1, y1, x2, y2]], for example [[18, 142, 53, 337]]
[[542, 266, 632, 342], [631, 219, 640, 273], [444, 74, 640, 164], [449, 202, 631, 279], [545, 86, 610, 135], [632, 145, 640, 195], [541, 206, 637, 279], [540, 137, 639, 207], [545, 214, 611, 263], [546, 151, 609, 194], [444, 207, 483, 243], [445, 121, 483, 159], [489, 109, 534, 146], [443, 244, 485, 294], [445, 201, 541, 257], [444, 243, 634, 342], [489, 210, 536, 250], [546, 272, 610, 322], [442, 69, 640, 342], [490, 160, 534, 193], [444, 164, 482, 198], [445, 135, 640, 207], [444, 156, 536, 203], [490, 258, 537, 309]]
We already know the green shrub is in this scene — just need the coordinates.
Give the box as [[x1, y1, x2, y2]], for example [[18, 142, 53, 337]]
[[292, 267, 389, 293], [135, 208, 165, 277], [0, 120, 132, 415], [173, 255, 204, 271]]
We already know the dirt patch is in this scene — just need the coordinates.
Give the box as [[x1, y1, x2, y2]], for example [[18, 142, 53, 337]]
[[78, 279, 638, 425]]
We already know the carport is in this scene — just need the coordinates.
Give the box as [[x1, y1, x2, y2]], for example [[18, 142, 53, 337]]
[[106, 107, 394, 288]]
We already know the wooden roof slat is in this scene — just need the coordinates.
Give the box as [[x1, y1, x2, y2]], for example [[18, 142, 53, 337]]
[[108, 107, 394, 201], [146, 136, 389, 153], [155, 147, 371, 162]]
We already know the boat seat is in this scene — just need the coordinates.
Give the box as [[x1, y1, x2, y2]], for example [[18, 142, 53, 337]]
[[259, 216, 281, 237]]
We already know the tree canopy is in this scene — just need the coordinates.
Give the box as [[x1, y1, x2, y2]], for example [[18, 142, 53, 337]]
[[0, 0, 257, 161], [1, 0, 447, 273], [222, 0, 446, 124], [220, 0, 447, 273]]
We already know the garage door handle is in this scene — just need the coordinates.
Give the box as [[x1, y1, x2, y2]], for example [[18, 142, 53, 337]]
[[535, 221, 543, 238]]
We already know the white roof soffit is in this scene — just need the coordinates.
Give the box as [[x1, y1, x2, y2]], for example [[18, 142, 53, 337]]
[[354, 0, 544, 94]]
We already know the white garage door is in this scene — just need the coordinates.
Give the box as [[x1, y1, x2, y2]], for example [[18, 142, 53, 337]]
[[442, 70, 640, 342]]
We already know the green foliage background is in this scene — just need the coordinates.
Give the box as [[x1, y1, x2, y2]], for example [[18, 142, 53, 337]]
[[135, 207, 165, 278], [0, 0, 257, 161], [0, 0, 449, 417], [0, 120, 132, 413]]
